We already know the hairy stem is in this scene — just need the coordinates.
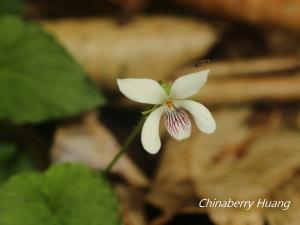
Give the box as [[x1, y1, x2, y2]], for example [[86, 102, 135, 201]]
[[105, 114, 146, 173]]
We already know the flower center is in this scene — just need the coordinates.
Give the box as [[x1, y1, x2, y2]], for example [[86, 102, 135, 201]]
[[166, 99, 174, 109]]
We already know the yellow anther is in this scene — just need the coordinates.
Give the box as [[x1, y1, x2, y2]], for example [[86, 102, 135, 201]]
[[166, 99, 174, 109]]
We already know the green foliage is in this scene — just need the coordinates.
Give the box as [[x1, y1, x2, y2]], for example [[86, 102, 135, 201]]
[[0, 0, 23, 14], [0, 15, 105, 124], [0, 164, 121, 225], [0, 142, 33, 184]]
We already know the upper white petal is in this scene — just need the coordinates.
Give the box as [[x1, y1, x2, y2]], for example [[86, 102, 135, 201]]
[[170, 69, 209, 99], [141, 106, 165, 154], [117, 78, 168, 104], [177, 99, 216, 134]]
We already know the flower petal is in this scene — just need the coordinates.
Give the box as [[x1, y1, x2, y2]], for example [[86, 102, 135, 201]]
[[164, 107, 191, 140], [141, 106, 165, 154], [170, 69, 209, 99], [117, 78, 168, 104], [178, 100, 216, 134]]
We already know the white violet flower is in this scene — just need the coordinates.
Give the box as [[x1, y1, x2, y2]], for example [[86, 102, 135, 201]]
[[117, 69, 216, 154]]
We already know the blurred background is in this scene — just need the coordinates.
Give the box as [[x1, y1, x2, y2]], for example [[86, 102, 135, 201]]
[[1, 0, 300, 225]]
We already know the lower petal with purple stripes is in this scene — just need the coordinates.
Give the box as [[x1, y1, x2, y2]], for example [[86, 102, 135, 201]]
[[164, 107, 191, 140]]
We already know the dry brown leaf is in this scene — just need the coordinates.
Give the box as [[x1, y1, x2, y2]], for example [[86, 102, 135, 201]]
[[176, 57, 300, 79], [115, 185, 147, 225], [51, 111, 149, 187], [149, 108, 300, 225], [41, 16, 219, 89], [147, 135, 197, 214], [27, 0, 147, 18], [195, 74, 300, 105], [187, 109, 300, 224], [208, 208, 264, 225], [265, 174, 300, 225], [191, 128, 300, 201], [264, 29, 300, 55], [112, 0, 147, 13], [297, 111, 300, 128], [174, 0, 300, 31], [206, 124, 300, 223]]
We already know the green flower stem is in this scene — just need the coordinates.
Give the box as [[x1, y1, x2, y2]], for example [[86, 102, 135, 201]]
[[105, 114, 147, 173]]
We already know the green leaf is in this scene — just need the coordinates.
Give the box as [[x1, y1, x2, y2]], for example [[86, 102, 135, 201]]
[[0, 16, 105, 124], [0, 164, 121, 225], [0, 142, 34, 184], [0, 0, 23, 14]]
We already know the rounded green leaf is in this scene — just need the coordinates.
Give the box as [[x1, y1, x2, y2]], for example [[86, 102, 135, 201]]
[[0, 0, 23, 14], [0, 142, 33, 184], [0, 16, 105, 124], [0, 164, 121, 225]]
